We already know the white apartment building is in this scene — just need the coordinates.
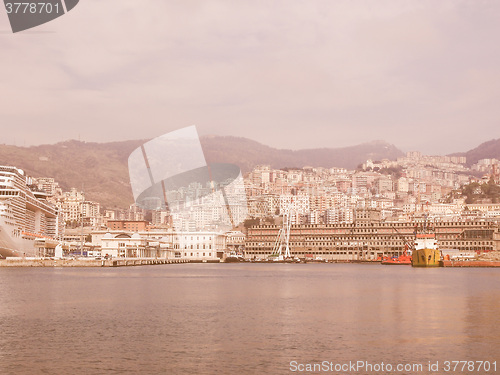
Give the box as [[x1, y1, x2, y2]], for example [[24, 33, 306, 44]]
[[397, 177, 409, 193], [53, 188, 102, 228], [279, 194, 310, 215], [34, 177, 62, 197]]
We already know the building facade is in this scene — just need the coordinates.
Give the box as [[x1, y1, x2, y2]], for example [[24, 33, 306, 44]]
[[245, 219, 500, 261]]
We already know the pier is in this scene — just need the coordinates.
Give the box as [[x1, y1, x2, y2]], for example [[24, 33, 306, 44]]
[[0, 257, 191, 267], [440, 260, 500, 267]]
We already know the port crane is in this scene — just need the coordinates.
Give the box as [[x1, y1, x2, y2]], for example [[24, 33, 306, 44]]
[[390, 216, 436, 255], [390, 225, 416, 254]]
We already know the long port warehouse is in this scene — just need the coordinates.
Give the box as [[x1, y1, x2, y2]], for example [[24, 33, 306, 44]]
[[246, 213, 500, 261]]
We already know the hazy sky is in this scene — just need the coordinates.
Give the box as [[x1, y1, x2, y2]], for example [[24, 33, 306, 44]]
[[1, 0, 499, 154]]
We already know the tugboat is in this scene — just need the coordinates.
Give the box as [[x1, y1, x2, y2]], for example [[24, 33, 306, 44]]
[[411, 221, 441, 267], [381, 249, 412, 265]]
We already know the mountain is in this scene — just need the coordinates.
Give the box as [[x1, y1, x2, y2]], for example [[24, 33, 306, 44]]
[[0, 139, 143, 209], [202, 137, 403, 171], [0, 136, 404, 208], [449, 138, 500, 166]]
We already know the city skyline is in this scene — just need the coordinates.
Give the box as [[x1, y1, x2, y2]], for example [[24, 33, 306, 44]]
[[2, 3, 500, 374], [1, 1, 500, 154]]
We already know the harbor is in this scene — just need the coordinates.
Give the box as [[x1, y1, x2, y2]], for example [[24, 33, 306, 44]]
[[3, 253, 500, 267], [2, 4, 500, 374]]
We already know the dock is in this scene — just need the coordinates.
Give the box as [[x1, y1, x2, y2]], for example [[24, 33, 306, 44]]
[[0, 257, 191, 267], [440, 260, 500, 267]]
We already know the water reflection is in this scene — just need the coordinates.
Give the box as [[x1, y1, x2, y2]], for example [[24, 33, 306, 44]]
[[0, 265, 499, 374]]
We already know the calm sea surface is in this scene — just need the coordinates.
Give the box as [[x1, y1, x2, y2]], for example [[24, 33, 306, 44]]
[[0, 264, 499, 374]]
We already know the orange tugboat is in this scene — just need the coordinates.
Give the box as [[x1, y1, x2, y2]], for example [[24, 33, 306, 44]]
[[381, 251, 412, 265], [381, 227, 414, 265]]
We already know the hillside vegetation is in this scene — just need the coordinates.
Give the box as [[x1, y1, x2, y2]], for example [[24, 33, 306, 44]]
[[450, 138, 500, 166]]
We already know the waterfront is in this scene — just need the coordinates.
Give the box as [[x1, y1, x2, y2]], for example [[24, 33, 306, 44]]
[[0, 264, 499, 374]]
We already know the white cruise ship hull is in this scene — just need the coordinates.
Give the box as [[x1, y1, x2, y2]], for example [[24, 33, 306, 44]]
[[1, 166, 61, 258], [0, 218, 37, 258]]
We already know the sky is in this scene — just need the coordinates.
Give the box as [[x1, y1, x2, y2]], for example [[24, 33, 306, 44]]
[[0, 0, 499, 154]]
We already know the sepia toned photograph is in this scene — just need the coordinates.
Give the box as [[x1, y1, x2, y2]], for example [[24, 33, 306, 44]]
[[1, 1, 499, 374]]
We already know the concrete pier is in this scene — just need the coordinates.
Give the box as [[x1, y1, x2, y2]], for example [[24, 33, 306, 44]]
[[0, 257, 190, 267], [440, 260, 500, 267]]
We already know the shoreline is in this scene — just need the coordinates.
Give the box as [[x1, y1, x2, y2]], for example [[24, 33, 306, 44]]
[[0, 258, 191, 267], [2, 258, 500, 267]]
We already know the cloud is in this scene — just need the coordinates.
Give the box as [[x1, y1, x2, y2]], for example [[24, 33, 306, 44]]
[[0, 0, 499, 154]]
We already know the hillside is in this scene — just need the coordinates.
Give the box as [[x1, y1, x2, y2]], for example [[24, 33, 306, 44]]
[[202, 137, 403, 171], [0, 139, 143, 209], [450, 138, 500, 166], [0, 136, 404, 209]]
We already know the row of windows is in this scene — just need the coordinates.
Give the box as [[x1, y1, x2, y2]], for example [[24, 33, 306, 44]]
[[247, 241, 404, 247], [0, 190, 19, 195], [249, 237, 495, 245], [247, 251, 383, 255], [441, 241, 493, 246], [248, 246, 402, 251], [174, 252, 213, 258], [185, 236, 213, 241], [254, 222, 494, 231], [184, 244, 212, 249]]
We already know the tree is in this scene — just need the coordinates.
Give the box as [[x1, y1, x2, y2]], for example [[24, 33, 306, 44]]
[[243, 218, 260, 228]]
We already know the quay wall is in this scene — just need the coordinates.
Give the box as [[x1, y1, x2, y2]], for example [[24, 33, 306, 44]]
[[0, 258, 191, 267], [441, 260, 500, 267]]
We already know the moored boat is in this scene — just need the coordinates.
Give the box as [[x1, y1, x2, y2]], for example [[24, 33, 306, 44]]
[[0, 166, 61, 258], [224, 251, 245, 262], [381, 252, 412, 265], [412, 233, 441, 267]]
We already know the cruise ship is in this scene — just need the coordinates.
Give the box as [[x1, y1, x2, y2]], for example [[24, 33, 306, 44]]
[[0, 166, 61, 258]]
